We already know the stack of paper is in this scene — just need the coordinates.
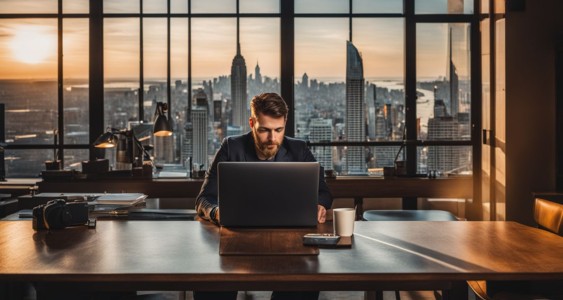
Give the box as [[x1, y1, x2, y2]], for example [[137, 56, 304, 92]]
[[93, 193, 147, 206]]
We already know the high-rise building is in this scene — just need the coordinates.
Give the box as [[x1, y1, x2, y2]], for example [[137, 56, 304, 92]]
[[231, 42, 248, 128], [309, 118, 333, 170], [255, 62, 262, 85], [428, 81, 464, 173], [192, 90, 209, 170], [374, 109, 388, 141], [181, 117, 193, 168], [301, 73, 309, 91], [448, 30, 460, 118], [345, 41, 366, 173]]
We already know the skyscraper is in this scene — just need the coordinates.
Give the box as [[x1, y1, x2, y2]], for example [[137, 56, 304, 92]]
[[231, 41, 248, 129], [309, 118, 334, 170], [192, 89, 209, 170], [301, 73, 309, 91], [254, 62, 262, 85], [345, 41, 366, 173]]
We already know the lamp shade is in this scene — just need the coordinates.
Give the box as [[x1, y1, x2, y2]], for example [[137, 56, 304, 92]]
[[153, 115, 173, 136], [153, 102, 173, 137], [93, 131, 118, 148]]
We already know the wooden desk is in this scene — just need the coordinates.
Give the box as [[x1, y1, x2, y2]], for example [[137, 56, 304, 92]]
[[0, 220, 561, 300]]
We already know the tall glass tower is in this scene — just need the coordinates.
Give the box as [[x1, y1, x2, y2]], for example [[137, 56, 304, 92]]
[[230, 41, 248, 129], [345, 41, 365, 173], [192, 89, 209, 170]]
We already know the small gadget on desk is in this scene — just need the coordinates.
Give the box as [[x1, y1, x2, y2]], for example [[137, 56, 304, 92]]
[[303, 233, 340, 246]]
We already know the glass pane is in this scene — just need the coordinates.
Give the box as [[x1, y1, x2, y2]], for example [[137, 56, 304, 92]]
[[422, 146, 472, 175], [370, 145, 402, 173], [0, 19, 58, 145], [417, 23, 471, 141], [143, 18, 167, 122], [480, 18, 491, 220], [295, 0, 349, 13], [104, 18, 140, 129], [170, 18, 188, 156], [494, 17, 505, 221], [65, 149, 89, 171], [241, 18, 280, 97], [310, 145, 403, 175], [416, 0, 474, 14], [191, 18, 236, 170], [5, 149, 52, 178], [63, 19, 89, 145], [144, 0, 167, 14], [353, 0, 403, 14], [296, 18, 375, 173], [240, 0, 279, 13], [0, 0, 57, 13], [104, 0, 139, 14], [481, 0, 489, 13], [171, 0, 188, 13], [309, 145, 398, 176], [191, 0, 236, 13], [63, 0, 89, 14], [187, 17, 280, 170], [494, 0, 505, 14], [353, 18, 405, 142]]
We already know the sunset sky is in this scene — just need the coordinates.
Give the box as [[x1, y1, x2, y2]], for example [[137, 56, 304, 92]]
[[0, 0, 472, 81]]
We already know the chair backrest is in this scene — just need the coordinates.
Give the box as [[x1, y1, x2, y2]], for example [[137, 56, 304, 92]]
[[534, 198, 563, 235]]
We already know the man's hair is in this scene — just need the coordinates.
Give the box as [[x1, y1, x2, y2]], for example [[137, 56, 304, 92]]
[[250, 93, 288, 119]]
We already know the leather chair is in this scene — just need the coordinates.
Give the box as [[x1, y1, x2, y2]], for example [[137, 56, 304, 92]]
[[468, 198, 563, 300], [362, 209, 459, 300]]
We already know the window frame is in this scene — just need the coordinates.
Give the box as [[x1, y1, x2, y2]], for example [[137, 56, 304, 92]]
[[0, 0, 481, 179]]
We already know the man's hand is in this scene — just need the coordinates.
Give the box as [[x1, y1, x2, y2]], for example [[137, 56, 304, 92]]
[[317, 205, 326, 223], [211, 207, 220, 224]]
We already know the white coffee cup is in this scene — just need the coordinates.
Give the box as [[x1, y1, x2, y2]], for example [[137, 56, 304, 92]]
[[333, 208, 355, 237]]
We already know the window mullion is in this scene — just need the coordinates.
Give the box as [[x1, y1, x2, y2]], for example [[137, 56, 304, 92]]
[[405, 0, 417, 176], [89, 0, 104, 161], [281, 0, 295, 137]]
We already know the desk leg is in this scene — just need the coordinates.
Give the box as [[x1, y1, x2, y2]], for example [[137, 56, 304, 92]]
[[354, 197, 363, 220], [442, 281, 468, 300]]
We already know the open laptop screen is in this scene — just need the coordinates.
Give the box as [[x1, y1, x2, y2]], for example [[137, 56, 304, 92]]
[[218, 162, 319, 227]]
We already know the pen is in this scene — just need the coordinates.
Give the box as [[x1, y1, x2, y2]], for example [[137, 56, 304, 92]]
[[109, 210, 129, 216]]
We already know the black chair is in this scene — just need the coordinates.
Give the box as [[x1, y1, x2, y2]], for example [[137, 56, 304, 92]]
[[363, 209, 459, 300], [468, 198, 563, 300]]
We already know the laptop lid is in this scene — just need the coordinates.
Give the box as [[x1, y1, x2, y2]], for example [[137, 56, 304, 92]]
[[218, 162, 319, 227]]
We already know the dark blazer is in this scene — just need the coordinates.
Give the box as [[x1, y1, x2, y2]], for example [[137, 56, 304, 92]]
[[195, 132, 333, 223]]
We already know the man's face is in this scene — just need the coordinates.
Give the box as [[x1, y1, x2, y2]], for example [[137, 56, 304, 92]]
[[249, 112, 286, 160]]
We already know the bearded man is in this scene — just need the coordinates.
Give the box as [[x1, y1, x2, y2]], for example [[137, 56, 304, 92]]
[[195, 92, 332, 225]]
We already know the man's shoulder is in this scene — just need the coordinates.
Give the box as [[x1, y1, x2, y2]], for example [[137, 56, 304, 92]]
[[221, 133, 253, 157]]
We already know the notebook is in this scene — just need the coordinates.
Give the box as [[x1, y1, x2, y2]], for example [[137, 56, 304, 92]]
[[218, 161, 319, 228]]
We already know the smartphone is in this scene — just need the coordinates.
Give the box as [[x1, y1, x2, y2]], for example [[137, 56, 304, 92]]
[[303, 233, 341, 246]]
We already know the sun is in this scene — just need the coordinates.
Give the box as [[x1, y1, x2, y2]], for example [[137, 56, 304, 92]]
[[10, 26, 56, 64]]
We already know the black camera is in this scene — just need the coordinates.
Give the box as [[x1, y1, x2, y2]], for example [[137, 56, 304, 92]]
[[32, 199, 89, 230]]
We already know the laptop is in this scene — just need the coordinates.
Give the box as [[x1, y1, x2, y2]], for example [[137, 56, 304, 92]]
[[218, 161, 319, 228]]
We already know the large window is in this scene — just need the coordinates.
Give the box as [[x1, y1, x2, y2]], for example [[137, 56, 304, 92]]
[[0, 0, 478, 178]]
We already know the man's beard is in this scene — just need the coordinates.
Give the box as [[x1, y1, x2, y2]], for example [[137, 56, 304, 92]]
[[252, 131, 282, 160]]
